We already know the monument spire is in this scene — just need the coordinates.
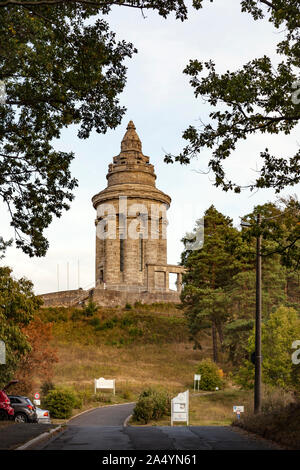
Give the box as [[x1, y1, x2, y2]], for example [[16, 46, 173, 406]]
[[120, 120, 142, 154]]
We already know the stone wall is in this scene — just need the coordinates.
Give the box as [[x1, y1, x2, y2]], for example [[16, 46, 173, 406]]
[[91, 287, 181, 307], [39, 286, 181, 308], [39, 288, 89, 307]]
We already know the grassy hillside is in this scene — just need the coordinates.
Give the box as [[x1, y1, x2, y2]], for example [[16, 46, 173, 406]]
[[38, 301, 255, 427], [39, 302, 213, 397]]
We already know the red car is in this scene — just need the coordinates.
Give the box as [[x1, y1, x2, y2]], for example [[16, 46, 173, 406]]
[[0, 380, 18, 421]]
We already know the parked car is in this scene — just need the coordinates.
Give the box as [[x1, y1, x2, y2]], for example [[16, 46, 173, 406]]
[[35, 407, 51, 424], [8, 395, 38, 423], [0, 380, 18, 421]]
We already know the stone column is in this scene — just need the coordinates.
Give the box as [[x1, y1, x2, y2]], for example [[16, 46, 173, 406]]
[[176, 273, 183, 294]]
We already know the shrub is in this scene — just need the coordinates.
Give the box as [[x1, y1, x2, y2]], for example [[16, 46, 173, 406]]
[[40, 381, 55, 397], [128, 327, 143, 337], [133, 396, 154, 424], [70, 309, 83, 321], [89, 317, 101, 328], [120, 315, 135, 328], [84, 300, 98, 317], [91, 393, 112, 404], [96, 316, 118, 331], [132, 387, 170, 424], [121, 389, 133, 400], [196, 359, 224, 391], [125, 303, 132, 310], [76, 389, 93, 405], [43, 388, 79, 419]]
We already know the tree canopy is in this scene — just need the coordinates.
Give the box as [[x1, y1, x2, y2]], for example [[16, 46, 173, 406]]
[[0, 266, 41, 387], [181, 198, 300, 366], [236, 306, 300, 390], [165, 0, 300, 193], [0, 0, 189, 257]]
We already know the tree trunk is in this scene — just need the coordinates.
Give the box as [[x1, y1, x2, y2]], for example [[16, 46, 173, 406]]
[[216, 322, 224, 351], [212, 321, 218, 363]]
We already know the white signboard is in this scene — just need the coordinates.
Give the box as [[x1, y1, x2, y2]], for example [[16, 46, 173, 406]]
[[233, 406, 244, 413], [0, 341, 5, 364], [94, 377, 115, 395], [171, 390, 189, 426], [194, 374, 201, 391], [34, 399, 41, 406]]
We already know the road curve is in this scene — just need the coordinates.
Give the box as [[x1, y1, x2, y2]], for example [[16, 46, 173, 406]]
[[36, 403, 278, 450], [68, 402, 135, 426]]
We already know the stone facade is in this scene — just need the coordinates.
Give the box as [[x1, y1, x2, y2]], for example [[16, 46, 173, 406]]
[[40, 121, 184, 307]]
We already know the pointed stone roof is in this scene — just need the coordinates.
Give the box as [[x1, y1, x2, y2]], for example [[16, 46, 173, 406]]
[[121, 120, 142, 153], [92, 120, 171, 209]]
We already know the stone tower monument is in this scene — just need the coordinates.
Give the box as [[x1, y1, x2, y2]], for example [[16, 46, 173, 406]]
[[91, 121, 184, 301], [40, 121, 184, 307]]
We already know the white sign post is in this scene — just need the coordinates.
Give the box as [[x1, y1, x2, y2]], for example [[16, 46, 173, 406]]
[[194, 374, 201, 391], [171, 390, 189, 426], [33, 392, 41, 406], [0, 341, 5, 365], [233, 405, 244, 420], [94, 377, 115, 395]]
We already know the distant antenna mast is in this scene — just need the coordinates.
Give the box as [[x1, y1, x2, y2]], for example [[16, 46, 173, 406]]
[[78, 259, 80, 289]]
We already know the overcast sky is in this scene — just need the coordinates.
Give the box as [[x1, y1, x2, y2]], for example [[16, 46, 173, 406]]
[[1, 0, 299, 294]]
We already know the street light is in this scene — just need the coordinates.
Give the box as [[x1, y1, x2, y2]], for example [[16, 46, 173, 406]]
[[241, 213, 262, 414]]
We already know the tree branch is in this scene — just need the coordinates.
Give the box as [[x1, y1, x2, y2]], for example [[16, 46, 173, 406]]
[[259, 0, 275, 10], [0, 0, 151, 9]]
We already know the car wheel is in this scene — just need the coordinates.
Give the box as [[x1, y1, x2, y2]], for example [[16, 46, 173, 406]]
[[0, 410, 8, 421], [14, 413, 28, 423]]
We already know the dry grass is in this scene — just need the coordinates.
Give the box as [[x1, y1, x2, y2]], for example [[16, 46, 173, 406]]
[[53, 341, 204, 395], [38, 303, 214, 399], [234, 388, 300, 449]]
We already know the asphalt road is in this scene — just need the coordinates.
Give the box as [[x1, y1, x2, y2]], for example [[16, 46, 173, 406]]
[[35, 403, 277, 451], [68, 402, 135, 426]]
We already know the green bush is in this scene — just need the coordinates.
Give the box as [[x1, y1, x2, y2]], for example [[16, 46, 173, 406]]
[[43, 388, 79, 419], [84, 300, 98, 317], [128, 327, 143, 337], [196, 359, 223, 391], [120, 315, 135, 327], [125, 303, 132, 310], [132, 387, 170, 424], [76, 388, 93, 405], [96, 316, 118, 331], [89, 317, 101, 328], [40, 381, 55, 397], [71, 309, 84, 321]]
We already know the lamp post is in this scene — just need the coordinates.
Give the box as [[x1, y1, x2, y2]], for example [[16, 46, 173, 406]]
[[254, 213, 262, 414], [241, 213, 262, 414]]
